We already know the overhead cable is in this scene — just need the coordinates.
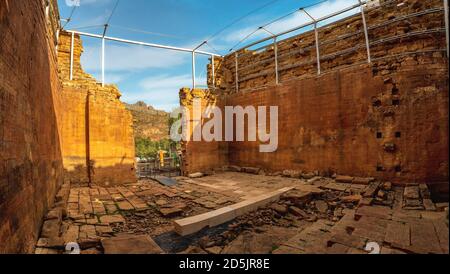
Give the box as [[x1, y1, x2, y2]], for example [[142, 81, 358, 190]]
[[228, 0, 328, 52], [206, 0, 283, 42], [62, 5, 78, 29], [108, 24, 185, 39], [105, 0, 121, 26]]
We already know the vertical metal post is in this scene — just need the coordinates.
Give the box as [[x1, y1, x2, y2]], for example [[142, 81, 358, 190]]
[[102, 37, 105, 87], [211, 55, 215, 89], [444, 0, 449, 58], [70, 32, 74, 81], [274, 37, 279, 84], [235, 52, 239, 92], [45, 5, 50, 19], [359, 0, 371, 63], [192, 51, 196, 89], [303, 9, 321, 75], [56, 29, 60, 54], [314, 23, 321, 75]]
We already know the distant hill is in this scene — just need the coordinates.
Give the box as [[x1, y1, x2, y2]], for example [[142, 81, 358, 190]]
[[125, 101, 170, 141]]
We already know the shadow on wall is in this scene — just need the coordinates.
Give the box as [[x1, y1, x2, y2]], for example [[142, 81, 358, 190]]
[[57, 31, 137, 187], [62, 93, 135, 186], [0, 0, 64, 253], [64, 162, 136, 187]]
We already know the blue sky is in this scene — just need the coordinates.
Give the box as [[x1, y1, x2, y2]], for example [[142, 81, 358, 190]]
[[58, 0, 359, 111]]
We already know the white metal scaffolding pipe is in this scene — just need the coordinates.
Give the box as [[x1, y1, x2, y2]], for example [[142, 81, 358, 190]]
[[314, 23, 321, 75], [444, 0, 449, 57], [235, 52, 239, 92], [192, 51, 196, 89], [66, 30, 221, 57], [56, 29, 60, 54], [303, 9, 321, 75], [102, 37, 105, 87], [211, 55, 215, 88], [274, 37, 279, 84], [230, 1, 367, 55], [70, 32, 74, 80], [359, 0, 371, 63]]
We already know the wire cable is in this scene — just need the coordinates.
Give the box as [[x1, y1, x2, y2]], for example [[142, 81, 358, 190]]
[[205, 42, 222, 56], [229, 27, 263, 52], [108, 24, 184, 39], [206, 0, 283, 42], [70, 24, 106, 30], [105, 0, 121, 26], [228, 0, 328, 52], [62, 5, 78, 29]]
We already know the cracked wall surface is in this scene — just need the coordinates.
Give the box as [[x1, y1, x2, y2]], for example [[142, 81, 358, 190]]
[[184, 0, 449, 187]]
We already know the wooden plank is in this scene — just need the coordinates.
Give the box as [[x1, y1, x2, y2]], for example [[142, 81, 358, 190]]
[[174, 187, 294, 236]]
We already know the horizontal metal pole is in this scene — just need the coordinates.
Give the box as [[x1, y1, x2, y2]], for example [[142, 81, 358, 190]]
[[66, 30, 222, 57], [228, 1, 366, 55]]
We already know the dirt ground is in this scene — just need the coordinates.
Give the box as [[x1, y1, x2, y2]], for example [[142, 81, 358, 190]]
[[35, 171, 449, 254]]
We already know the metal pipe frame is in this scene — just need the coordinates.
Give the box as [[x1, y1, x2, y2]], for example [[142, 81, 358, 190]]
[[67, 30, 221, 90], [229, 1, 367, 55], [444, 0, 449, 57], [359, 0, 371, 63], [102, 37, 105, 87], [260, 27, 279, 85], [100, 24, 109, 87], [191, 41, 209, 89], [236, 7, 446, 74], [56, 29, 60, 54], [66, 30, 221, 57], [274, 37, 279, 84], [192, 51, 196, 89], [211, 55, 215, 89], [314, 24, 321, 75], [235, 52, 239, 92], [70, 32, 74, 80], [302, 9, 321, 75]]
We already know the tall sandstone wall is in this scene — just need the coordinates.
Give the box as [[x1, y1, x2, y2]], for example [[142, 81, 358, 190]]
[[0, 0, 64, 253], [185, 0, 448, 187], [179, 88, 228, 174], [58, 32, 136, 186]]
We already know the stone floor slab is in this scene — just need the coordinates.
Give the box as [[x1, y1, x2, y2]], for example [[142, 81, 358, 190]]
[[102, 235, 164, 254]]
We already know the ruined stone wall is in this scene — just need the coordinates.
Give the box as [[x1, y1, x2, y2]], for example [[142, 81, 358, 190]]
[[0, 0, 64, 253], [179, 88, 228, 175], [224, 59, 448, 184], [212, 0, 446, 93], [58, 32, 136, 186], [190, 0, 448, 185]]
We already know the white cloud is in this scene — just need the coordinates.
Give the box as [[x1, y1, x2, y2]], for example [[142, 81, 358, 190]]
[[221, 0, 359, 44], [81, 43, 189, 72]]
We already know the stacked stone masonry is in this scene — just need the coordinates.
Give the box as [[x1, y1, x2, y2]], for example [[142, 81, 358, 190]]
[[0, 0, 63, 253], [1, 1, 136, 253], [185, 0, 449, 188], [57, 31, 136, 186], [211, 0, 447, 93], [179, 88, 229, 174]]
